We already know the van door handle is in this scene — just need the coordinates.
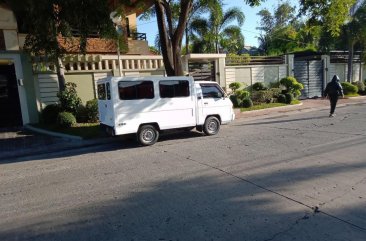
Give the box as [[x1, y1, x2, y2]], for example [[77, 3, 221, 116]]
[[204, 102, 208, 105]]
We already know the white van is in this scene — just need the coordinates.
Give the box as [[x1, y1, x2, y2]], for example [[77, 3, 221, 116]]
[[97, 76, 234, 145]]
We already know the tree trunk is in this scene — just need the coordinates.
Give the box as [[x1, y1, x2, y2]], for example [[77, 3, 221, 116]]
[[185, 26, 190, 54], [154, 0, 193, 76], [347, 41, 354, 82], [56, 57, 66, 91], [154, 1, 175, 76]]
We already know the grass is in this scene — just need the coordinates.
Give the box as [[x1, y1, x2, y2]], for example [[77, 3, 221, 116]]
[[32, 122, 106, 139], [345, 93, 360, 97], [240, 100, 301, 112]]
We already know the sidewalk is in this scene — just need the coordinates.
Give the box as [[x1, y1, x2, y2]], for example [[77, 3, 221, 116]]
[[235, 96, 366, 120], [1, 96, 366, 161]]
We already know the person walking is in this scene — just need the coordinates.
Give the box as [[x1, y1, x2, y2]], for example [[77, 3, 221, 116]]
[[324, 75, 344, 117]]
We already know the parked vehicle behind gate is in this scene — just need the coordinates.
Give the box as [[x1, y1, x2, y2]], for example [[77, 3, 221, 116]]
[[97, 76, 235, 145]]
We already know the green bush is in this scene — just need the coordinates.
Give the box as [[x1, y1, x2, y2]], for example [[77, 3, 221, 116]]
[[229, 82, 242, 94], [279, 76, 304, 98], [278, 94, 287, 103], [41, 104, 61, 124], [57, 112, 76, 128], [242, 98, 253, 108], [230, 95, 242, 108], [341, 82, 358, 95], [236, 89, 250, 100], [352, 81, 365, 94], [85, 99, 99, 123], [269, 88, 282, 98], [269, 82, 280, 88], [57, 82, 82, 115], [285, 93, 294, 104], [251, 90, 274, 103], [252, 82, 267, 91], [76, 105, 88, 123]]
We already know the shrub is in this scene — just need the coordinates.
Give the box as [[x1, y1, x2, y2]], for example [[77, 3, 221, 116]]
[[269, 82, 280, 88], [285, 93, 294, 104], [85, 99, 99, 123], [41, 104, 61, 124], [57, 112, 76, 128], [229, 82, 242, 94], [252, 82, 267, 91], [278, 94, 287, 103], [341, 82, 358, 95], [251, 90, 274, 103], [279, 76, 304, 98], [76, 105, 88, 123], [269, 88, 282, 98], [236, 89, 250, 100], [242, 98, 253, 108], [230, 95, 242, 108], [352, 81, 365, 94], [57, 82, 82, 115]]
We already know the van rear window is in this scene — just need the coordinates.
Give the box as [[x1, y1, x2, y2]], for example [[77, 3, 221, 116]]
[[118, 81, 154, 100], [97, 83, 106, 100], [159, 80, 189, 98]]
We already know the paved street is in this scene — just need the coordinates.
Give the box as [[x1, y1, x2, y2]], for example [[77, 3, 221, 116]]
[[1, 102, 366, 241]]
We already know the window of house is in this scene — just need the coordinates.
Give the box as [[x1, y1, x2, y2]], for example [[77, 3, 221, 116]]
[[200, 84, 224, 98], [159, 80, 190, 98], [97, 83, 106, 100], [118, 81, 154, 100]]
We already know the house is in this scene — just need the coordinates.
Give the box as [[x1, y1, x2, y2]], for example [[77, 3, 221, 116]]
[[0, 0, 160, 128]]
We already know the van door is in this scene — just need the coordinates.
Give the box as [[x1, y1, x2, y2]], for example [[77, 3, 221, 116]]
[[97, 81, 114, 127], [196, 83, 233, 124]]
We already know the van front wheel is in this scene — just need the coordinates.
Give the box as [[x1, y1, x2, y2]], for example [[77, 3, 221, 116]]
[[203, 116, 220, 135], [137, 125, 159, 146]]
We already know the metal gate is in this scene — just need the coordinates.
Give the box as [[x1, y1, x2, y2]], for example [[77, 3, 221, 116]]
[[294, 59, 324, 99], [188, 61, 216, 82]]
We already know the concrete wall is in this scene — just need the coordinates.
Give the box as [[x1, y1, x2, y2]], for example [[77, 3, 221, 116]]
[[65, 74, 95, 104], [328, 63, 362, 83], [21, 53, 39, 123], [225, 65, 288, 91], [0, 6, 20, 51]]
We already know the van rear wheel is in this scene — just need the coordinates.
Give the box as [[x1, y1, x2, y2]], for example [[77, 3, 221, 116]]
[[203, 116, 220, 135], [137, 125, 159, 146]]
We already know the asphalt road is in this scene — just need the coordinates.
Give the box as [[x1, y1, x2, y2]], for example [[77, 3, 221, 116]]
[[1, 103, 366, 241]]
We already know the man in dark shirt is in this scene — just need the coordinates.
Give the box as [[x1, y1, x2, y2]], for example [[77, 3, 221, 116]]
[[324, 75, 344, 117]]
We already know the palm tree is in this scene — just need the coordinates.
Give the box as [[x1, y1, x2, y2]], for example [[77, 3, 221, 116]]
[[190, 4, 245, 53]]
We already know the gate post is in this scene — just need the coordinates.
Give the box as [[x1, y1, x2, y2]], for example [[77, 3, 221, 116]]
[[321, 55, 330, 92], [286, 54, 294, 77]]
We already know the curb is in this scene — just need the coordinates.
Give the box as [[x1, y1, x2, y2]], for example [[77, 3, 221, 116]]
[[25, 124, 83, 140], [234, 102, 303, 115]]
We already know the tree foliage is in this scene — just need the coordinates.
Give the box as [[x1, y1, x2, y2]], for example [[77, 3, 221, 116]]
[[190, 4, 245, 54], [142, 0, 263, 76], [299, 0, 356, 37], [4, 0, 115, 89], [257, 1, 318, 55]]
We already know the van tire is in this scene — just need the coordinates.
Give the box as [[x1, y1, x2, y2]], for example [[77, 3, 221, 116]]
[[203, 116, 220, 135], [137, 125, 159, 146]]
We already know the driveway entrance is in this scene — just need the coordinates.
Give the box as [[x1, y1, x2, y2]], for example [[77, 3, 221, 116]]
[[294, 56, 324, 99], [0, 64, 22, 127]]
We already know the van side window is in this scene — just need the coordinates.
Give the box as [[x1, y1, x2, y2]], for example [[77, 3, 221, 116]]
[[118, 81, 154, 100], [159, 80, 189, 98], [106, 82, 111, 100], [200, 84, 224, 98], [97, 83, 106, 100]]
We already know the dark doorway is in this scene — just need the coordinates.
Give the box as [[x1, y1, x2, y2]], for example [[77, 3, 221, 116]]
[[0, 64, 22, 127]]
